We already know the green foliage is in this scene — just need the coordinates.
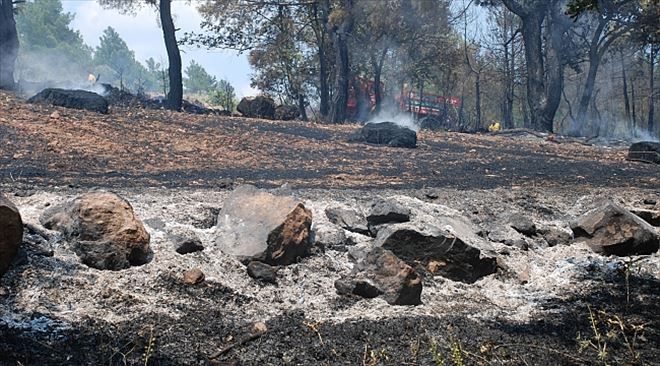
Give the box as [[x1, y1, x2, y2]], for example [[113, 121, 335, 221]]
[[190, 2, 322, 109], [145, 57, 167, 94], [208, 78, 236, 111], [576, 306, 645, 365], [429, 339, 446, 366], [94, 26, 148, 92], [429, 337, 465, 366], [15, 0, 93, 82], [184, 60, 217, 94]]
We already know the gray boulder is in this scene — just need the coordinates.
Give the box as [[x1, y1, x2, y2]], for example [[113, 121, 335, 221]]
[[508, 213, 537, 236], [366, 198, 411, 227], [0, 195, 23, 277], [352, 122, 417, 148], [335, 247, 422, 305], [215, 185, 313, 265], [572, 201, 659, 256], [40, 192, 151, 270]]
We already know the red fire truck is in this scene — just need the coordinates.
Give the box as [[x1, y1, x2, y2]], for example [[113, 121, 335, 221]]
[[347, 77, 461, 125]]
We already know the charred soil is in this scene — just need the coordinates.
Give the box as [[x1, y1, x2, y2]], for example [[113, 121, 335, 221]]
[[0, 91, 659, 365]]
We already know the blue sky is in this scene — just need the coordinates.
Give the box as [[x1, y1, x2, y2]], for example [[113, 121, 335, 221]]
[[61, 0, 256, 97]]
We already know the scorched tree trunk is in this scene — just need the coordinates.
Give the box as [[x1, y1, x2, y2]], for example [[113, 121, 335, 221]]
[[160, 0, 182, 111], [0, 0, 18, 90]]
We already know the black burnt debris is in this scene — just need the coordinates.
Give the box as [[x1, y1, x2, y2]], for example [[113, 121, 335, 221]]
[[28, 88, 109, 114]]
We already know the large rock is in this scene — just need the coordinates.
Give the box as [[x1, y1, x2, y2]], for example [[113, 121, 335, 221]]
[[0, 195, 23, 277], [215, 185, 313, 265], [371, 197, 498, 283], [237, 96, 276, 119], [40, 192, 151, 270], [375, 223, 498, 283], [571, 201, 659, 256], [28, 88, 109, 114], [335, 247, 422, 305], [274, 105, 299, 121], [352, 122, 417, 148], [627, 141, 660, 164]]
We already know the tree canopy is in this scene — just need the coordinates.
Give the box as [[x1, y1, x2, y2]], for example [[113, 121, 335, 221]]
[[94, 26, 148, 91], [184, 60, 217, 94]]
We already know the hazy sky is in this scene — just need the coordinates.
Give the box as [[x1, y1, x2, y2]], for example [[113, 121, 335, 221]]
[[61, 0, 257, 97]]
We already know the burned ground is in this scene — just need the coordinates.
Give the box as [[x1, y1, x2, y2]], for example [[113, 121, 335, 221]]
[[0, 91, 659, 366], [0, 91, 657, 190], [1, 236, 658, 366]]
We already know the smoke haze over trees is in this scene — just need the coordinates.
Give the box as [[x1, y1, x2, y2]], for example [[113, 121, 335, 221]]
[[0, 0, 657, 138], [3, 0, 237, 108], [15, 0, 93, 85]]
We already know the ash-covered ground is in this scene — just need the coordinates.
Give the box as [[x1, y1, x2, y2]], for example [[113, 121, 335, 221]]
[[0, 91, 659, 365], [1, 186, 659, 365]]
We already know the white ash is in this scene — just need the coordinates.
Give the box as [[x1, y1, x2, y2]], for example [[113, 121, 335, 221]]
[[2, 186, 658, 334]]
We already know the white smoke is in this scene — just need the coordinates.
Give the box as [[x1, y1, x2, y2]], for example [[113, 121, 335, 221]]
[[365, 103, 418, 132], [632, 128, 659, 143], [15, 49, 107, 97]]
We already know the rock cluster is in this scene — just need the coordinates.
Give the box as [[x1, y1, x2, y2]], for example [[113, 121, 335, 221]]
[[3, 185, 657, 310], [237, 96, 300, 121], [326, 196, 500, 304]]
